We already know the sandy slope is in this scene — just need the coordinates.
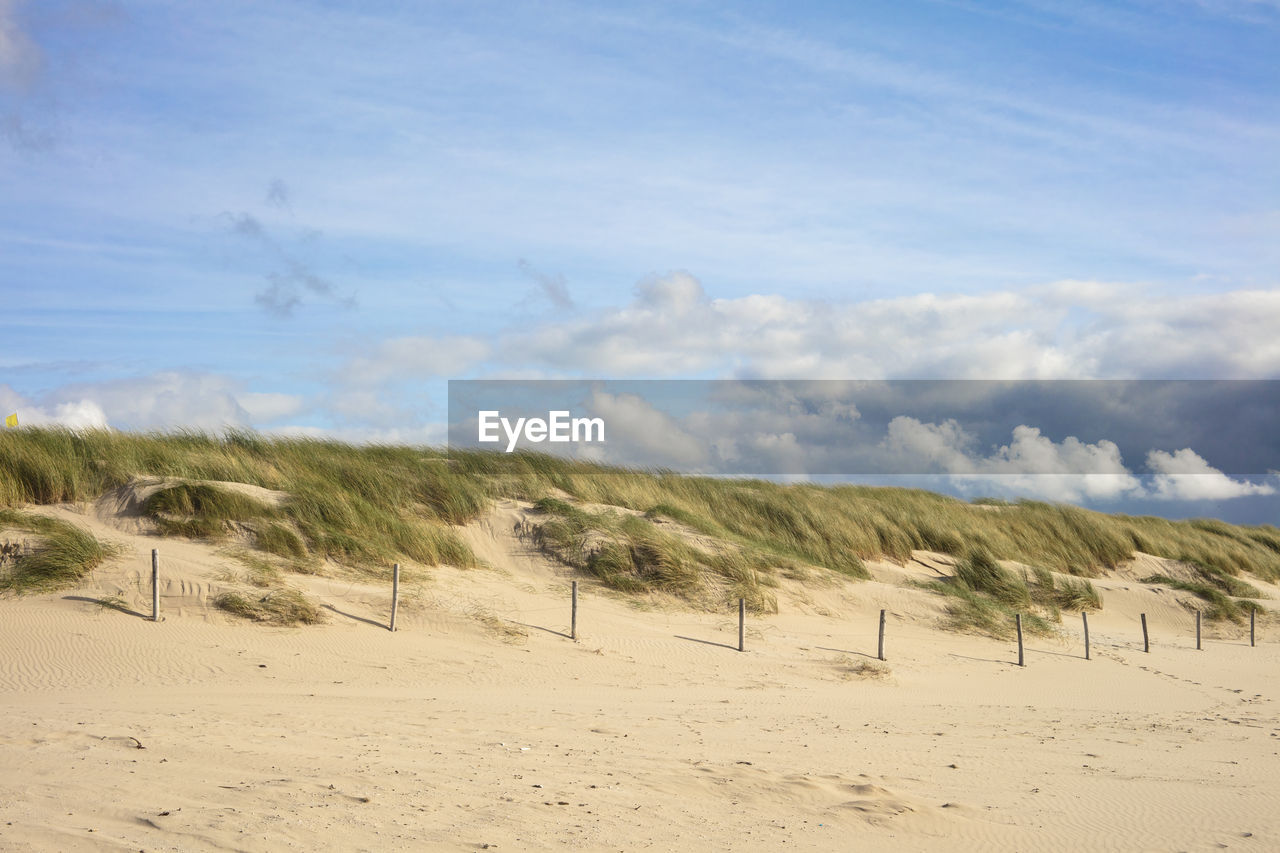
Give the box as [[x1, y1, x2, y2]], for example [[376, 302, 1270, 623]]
[[1, 498, 1278, 851]]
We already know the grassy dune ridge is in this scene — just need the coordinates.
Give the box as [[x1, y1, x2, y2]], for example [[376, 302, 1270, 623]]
[[2, 429, 1279, 619]]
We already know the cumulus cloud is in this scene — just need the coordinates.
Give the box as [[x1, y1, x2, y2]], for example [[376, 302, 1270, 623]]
[[1146, 448, 1277, 500], [334, 273, 1280, 394], [584, 390, 707, 467], [882, 417, 1144, 502], [1, 374, 306, 431], [875, 416, 1276, 502], [0, 384, 108, 429], [495, 272, 1280, 380]]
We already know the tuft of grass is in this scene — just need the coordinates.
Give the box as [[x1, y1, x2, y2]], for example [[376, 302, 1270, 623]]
[[0, 510, 116, 592], [839, 658, 891, 680], [1049, 575, 1103, 611], [142, 483, 274, 540], [954, 550, 1030, 609], [253, 523, 307, 560], [213, 587, 323, 625], [143, 482, 272, 520], [1140, 574, 1263, 623], [229, 551, 285, 588], [928, 550, 1078, 639], [532, 502, 779, 612]]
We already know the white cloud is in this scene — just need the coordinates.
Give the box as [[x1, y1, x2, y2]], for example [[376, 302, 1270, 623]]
[[882, 417, 1143, 502], [584, 390, 708, 468], [236, 392, 306, 422], [3, 374, 307, 431], [1146, 448, 1276, 500], [496, 273, 1280, 380], [876, 417, 1275, 502], [0, 384, 109, 429]]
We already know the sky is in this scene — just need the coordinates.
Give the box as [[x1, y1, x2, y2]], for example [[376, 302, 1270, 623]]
[[2, 0, 1279, 520]]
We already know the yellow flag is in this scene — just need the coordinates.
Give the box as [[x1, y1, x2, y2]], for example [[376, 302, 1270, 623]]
[[4, 413, 16, 428]]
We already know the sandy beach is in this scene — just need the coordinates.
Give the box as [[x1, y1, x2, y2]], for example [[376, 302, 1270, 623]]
[[1, 498, 1277, 852]]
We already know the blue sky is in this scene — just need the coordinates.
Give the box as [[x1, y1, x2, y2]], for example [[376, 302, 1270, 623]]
[[2, 0, 1279, 518]]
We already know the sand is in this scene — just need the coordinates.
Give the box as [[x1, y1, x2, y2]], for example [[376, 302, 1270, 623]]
[[1, 498, 1278, 851]]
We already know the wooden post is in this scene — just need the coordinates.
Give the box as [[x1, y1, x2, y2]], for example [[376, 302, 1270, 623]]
[[1250, 607, 1256, 648], [738, 598, 745, 652], [389, 563, 400, 632], [1013, 612, 1024, 666], [877, 609, 887, 662], [1082, 611, 1090, 661], [1196, 610, 1202, 651], [571, 580, 578, 641], [151, 549, 159, 622], [1141, 613, 1149, 653]]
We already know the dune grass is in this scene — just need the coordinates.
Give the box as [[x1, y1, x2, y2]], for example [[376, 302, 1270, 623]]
[[213, 587, 324, 626], [529, 500, 781, 612], [3, 427, 1280, 605], [1140, 573, 1264, 623], [0, 509, 116, 592], [143, 482, 276, 538], [929, 550, 1100, 639]]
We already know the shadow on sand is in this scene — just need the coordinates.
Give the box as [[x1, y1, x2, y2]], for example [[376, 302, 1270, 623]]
[[511, 621, 573, 640], [675, 634, 740, 651], [63, 595, 150, 620], [323, 603, 390, 631]]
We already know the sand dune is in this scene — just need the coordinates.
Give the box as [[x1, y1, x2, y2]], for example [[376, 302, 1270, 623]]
[[1, 497, 1277, 851]]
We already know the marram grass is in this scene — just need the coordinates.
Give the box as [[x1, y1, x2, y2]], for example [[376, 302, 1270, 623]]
[[0, 509, 116, 592], [3, 428, 1280, 615]]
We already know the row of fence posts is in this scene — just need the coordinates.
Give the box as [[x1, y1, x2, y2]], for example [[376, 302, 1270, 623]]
[[1012, 607, 1257, 667], [142, 552, 1262, 659]]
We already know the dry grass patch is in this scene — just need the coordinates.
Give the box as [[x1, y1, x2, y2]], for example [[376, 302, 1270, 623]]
[[214, 587, 324, 626]]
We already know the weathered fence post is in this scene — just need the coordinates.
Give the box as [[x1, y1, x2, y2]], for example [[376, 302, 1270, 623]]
[[877, 609, 887, 662], [738, 598, 745, 652], [571, 580, 578, 641], [1196, 610, 1202, 651], [1016, 613, 1024, 667], [1082, 611, 1090, 661], [1141, 613, 1149, 653], [389, 563, 400, 632], [151, 549, 159, 622], [1250, 606, 1256, 648]]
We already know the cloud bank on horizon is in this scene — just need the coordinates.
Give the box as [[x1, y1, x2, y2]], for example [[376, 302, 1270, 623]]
[[3, 0, 1279, 519]]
